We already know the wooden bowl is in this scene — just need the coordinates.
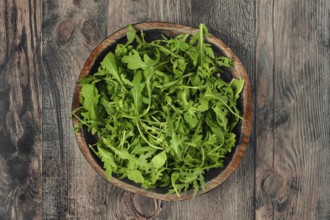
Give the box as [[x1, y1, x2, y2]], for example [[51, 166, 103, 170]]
[[72, 22, 252, 201]]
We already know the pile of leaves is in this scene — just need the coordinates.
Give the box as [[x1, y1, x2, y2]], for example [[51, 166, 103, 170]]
[[73, 24, 244, 197]]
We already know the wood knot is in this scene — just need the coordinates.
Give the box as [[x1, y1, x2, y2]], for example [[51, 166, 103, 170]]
[[275, 194, 289, 212], [274, 110, 290, 127], [289, 177, 300, 192], [0, 132, 16, 156], [261, 173, 280, 197], [17, 125, 35, 154], [73, 0, 80, 6], [7, 156, 28, 181], [132, 194, 162, 218], [82, 20, 100, 45], [57, 19, 75, 44]]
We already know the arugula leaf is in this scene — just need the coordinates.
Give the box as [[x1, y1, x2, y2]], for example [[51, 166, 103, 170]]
[[184, 112, 199, 129], [80, 84, 100, 120], [127, 170, 145, 183], [98, 147, 117, 180], [101, 52, 125, 88], [230, 78, 244, 101], [126, 24, 136, 45], [131, 71, 145, 115], [151, 151, 167, 169], [122, 49, 150, 70], [197, 98, 209, 112], [216, 56, 234, 68], [127, 160, 145, 183]]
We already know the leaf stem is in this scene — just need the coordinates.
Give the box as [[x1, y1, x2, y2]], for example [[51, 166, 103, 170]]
[[150, 43, 178, 58], [205, 94, 243, 119], [136, 120, 163, 150], [199, 23, 204, 64]]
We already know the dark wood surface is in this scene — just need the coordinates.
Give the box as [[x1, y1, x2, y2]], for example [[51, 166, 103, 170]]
[[0, 0, 328, 219]]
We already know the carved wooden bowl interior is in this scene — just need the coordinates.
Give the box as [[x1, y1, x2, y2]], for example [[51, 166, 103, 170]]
[[72, 22, 252, 201]]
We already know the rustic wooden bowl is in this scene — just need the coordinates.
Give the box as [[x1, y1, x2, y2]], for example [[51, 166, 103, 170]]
[[72, 22, 252, 201]]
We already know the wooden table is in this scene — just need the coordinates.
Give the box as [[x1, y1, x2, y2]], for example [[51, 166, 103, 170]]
[[0, 0, 329, 219]]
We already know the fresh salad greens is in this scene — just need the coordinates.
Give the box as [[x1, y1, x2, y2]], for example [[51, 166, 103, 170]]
[[73, 24, 244, 197]]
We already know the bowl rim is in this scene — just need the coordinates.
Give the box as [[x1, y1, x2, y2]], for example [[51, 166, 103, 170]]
[[71, 21, 252, 201]]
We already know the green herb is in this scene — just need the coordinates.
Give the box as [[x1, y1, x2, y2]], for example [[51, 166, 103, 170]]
[[73, 24, 244, 197]]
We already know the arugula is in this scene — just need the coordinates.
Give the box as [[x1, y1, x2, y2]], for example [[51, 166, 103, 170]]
[[73, 24, 245, 197]]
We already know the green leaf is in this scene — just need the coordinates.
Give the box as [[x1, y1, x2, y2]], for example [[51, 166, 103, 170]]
[[101, 52, 127, 91], [151, 151, 167, 169], [204, 44, 215, 58], [144, 53, 159, 66], [172, 57, 187, 75], [98, 147, 117, 180], [224, 133, 236, 152], [131, 71, 145, 115], [171, 172, 181, 196], [184, 113, 199, 129], [197, 98, 209, 112], [80, 84, 100, 120], [177, 88, 190, 110], [212, 102, 229, 130], [103, 138, 140, 163], [148, 168, 164, 186], [186, 49, 199, 67], [216, 56, 234, 68], [127, 170, 145, 183], [122, 49, 150, 70], [193, 179, 199, 198], [100, 97, 115, 115], [126, 24, 136, 45], [230, 78, 244, 101], [115, 44, 128, 57], [203, 88, 243, 120]]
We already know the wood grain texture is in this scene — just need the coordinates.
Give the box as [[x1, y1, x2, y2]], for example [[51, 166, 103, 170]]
[[255, 0, 276, 218], [41, 0, 109, 219], [256, 0, 330, 219], [1, 0, 328, 219], [0, 0, 42, 219]]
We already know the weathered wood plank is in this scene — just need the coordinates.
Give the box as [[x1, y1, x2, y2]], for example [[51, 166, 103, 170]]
[[107, 0, 192, 34], [41, 1, 109, 219], [0, 0, 42, 219], [255, 0, 275, 218], [256, 0, 330, 219], [316, 2, 330, 219]]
